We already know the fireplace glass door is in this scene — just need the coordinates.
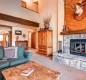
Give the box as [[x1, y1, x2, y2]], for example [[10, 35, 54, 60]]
[[70, 39, 86, 56]]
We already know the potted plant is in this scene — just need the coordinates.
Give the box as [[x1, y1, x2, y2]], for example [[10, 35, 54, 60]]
[[43, 16, 51, 30]]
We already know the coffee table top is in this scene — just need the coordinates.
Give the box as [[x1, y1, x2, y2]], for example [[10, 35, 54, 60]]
[[2, 61, 61, 80]]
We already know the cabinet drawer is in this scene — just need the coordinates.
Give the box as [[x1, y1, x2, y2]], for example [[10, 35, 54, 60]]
[[38, 50, 47, 55], [38, 45, 47, 49]]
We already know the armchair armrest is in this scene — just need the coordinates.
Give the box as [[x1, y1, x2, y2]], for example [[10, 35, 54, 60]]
[[24, 51, 32, 61]]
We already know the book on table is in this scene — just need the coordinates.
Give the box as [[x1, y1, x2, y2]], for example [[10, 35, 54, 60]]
[[21, 68, 34, 76]]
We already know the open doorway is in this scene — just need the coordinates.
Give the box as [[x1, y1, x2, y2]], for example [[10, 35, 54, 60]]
[[31, 32, 36, 49], [28, 31, 36, 49], [28, 31, 38, 53], [0, 26, 12, 47]]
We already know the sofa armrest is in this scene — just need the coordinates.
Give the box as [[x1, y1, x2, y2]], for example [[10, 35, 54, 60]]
[[24, 51, 32, 61]]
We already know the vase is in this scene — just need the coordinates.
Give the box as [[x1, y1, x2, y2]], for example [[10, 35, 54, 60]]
[[44, 23, 49, 30]]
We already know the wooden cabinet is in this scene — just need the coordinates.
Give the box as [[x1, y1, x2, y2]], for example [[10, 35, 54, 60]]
[[38, 30, 52, 56], [15, 41, 28, 50]]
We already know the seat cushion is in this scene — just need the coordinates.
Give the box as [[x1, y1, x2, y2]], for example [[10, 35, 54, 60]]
[[0, 60, 9, 69], [17, 46, 24, 58], [9, 58, 29, 67], [0, 46, 4, 59]]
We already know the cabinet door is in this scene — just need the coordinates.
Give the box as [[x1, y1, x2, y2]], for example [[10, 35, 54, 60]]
[[38, 32, 43, 46], [47, 31, 52, 47], [42, 31, 47, 46]]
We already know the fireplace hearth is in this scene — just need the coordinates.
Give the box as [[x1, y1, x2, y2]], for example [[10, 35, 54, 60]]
[[70, 39, 86, 56], [56, 34, 86, 71]]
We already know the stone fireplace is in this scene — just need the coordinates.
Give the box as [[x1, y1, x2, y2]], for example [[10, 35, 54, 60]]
[[63, 34, 86, 54], [53, 34, 86, 71]]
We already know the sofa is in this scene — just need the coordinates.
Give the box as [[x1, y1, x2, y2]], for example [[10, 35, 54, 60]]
[[0, 46, 32, 80], [0, 46, 32, 70]]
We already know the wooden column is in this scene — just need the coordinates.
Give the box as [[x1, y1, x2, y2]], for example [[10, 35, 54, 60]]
[[3, 34, 7, 47]]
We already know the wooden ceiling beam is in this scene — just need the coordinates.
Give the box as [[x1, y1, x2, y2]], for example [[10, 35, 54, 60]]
[[0, 13, 39, 27], [0, 24, 12, 28]]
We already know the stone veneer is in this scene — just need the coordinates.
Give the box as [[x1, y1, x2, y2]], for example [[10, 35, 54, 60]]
[[63, 34, 86, 54], [54, 34, 86, 71], [53, 53, 86, 71]]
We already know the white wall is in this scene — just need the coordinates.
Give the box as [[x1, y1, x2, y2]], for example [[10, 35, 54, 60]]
[[0, 29, 11, 34], [39, 0, 58, 53], [0, 0, 40, 23], [58, 0, 64, 51], [12, 27, 33, 46], [0, 26, 11, 34], [0, 0, 64, 52], [0, 0, 40, 47]]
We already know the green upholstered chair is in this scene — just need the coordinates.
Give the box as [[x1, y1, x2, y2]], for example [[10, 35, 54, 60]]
[[0, 46, 4, 59], [0, 46, 9, 70]]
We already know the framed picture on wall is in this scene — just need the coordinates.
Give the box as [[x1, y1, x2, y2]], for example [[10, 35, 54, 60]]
[[15, 30, 22, 35]]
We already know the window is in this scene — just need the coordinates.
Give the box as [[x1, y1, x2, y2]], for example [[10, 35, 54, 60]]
[[0, 35, 3, 41]]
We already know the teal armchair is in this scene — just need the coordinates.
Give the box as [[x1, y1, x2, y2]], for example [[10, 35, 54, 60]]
[[24, 51, 32, 61]]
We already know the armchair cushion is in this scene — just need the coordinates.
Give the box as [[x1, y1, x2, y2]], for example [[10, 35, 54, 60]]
[[24, 51, 32, 61], [9, 58, 29, 67], [0, 60, 9, 69]]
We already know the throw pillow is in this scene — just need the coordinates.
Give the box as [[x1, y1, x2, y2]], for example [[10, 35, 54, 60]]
[[0, 46, 4, 59], [4, 47, 18, 59], [13, 47, 18, 58], [17, 46, 24, 58]]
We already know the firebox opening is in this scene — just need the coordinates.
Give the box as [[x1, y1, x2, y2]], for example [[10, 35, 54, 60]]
[[70, 39, 86, 57]]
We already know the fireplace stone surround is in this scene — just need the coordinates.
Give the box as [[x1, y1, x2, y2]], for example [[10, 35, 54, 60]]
[[53, 34, 86, 71], [63, 34, 86, 55]]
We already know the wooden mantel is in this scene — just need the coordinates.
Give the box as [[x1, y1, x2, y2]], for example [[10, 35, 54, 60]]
[[60, 29, 86, 35]]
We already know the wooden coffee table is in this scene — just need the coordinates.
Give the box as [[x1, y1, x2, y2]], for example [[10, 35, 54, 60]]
[[2, 61, 61, 80]]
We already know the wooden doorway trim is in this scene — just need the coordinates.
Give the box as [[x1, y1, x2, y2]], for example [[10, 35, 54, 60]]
[[0, 24, 12, 28]]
